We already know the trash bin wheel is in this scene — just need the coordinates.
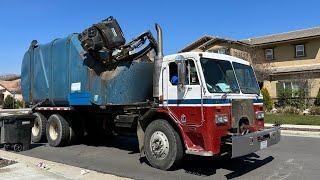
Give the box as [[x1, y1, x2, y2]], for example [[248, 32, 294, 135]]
[[13, 144, 23, 152], [4, 144, 11, 151], [46, 114, 70, 147]]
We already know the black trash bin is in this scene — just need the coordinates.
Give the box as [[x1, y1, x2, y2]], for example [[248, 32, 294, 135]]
[[0, 114, 35, 152]]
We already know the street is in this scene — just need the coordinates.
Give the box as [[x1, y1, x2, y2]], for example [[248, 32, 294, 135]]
[[17, 135, 320, 180]]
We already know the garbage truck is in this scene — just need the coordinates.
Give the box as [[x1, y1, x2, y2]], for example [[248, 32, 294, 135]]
[[20, 16, 280, 170]]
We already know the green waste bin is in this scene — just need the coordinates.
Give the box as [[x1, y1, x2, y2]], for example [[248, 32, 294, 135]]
[[0, 114, 35, 152]]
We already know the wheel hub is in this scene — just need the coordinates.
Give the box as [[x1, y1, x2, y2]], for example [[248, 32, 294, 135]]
[[150, 131, 169, 160], [49, 121, 59, 141], [32, 120, 40, 136]]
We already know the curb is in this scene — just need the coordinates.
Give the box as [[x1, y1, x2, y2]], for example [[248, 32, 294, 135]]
[[265, 123, 320, 132], [0, 150, 131, 180], [265, 123, 320, 138]]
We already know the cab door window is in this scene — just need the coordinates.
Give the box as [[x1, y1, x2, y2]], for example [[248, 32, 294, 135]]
[[168, 59, 199, 86]]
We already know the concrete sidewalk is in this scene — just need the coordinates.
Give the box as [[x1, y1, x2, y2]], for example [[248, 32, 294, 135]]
[[0, 150, 130, 180], [265, 123, 320, 138]]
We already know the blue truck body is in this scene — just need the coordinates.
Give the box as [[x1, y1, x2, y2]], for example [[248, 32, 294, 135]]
[[21, 34, 153, 106]]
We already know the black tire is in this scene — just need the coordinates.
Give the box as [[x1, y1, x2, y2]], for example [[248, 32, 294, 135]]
[[13, 144, 23, 152], [46, 114, 70, 147], [144, 119, 183, 170], [32, 112, 48, 143]]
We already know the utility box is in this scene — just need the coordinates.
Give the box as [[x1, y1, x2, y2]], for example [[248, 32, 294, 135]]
[[0, 115, 35, 152]]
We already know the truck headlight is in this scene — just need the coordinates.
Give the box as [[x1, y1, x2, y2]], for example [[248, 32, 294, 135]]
[[215, 114, 228, 124], [255, 111, 264, 120]]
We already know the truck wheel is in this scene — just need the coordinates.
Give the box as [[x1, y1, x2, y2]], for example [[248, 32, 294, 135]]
[[144, 119, 183, 170], [32, 112, 47, 143], [46, 114, 70, 147]]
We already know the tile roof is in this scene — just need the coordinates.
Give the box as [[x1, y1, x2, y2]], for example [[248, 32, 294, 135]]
[[180, 27, 320, 51], [241, 27, 320, 45], [0, 79, 21, 94], [179, 36, 250, 52]]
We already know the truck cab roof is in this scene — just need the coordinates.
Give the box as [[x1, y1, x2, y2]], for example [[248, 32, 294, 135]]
[[164, 52, 250, 65]]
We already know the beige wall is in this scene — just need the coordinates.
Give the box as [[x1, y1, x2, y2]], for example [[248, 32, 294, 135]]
[[263, 81, 278, 99], [309, 78, 320, 97], [258, 38, 320, 67]]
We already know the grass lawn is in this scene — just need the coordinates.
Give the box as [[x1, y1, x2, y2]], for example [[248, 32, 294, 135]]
[[265, 114, 320, 126]]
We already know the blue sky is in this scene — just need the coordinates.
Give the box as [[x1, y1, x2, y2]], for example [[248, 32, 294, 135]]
[[0, 0, 320, 74]]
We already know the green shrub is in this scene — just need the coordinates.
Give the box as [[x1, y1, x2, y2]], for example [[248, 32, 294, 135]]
[[292, 89, 307, 109], [261, 88, 273, 111], [314, 88, 320, 106], [277, 88, 306, 109], [276, 88, 292, 107], [3, 95, 24, 109], [309, 106, 320, 115], [277, 106, 301, 115]]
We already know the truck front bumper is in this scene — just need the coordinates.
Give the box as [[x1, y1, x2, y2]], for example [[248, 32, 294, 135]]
[[231, 126, 281, 158]]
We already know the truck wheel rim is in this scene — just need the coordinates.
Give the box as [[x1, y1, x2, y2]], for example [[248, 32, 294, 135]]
[[150, 131, 169, 160], [49, 121, 59, 141], [32, 120, 40, 137]]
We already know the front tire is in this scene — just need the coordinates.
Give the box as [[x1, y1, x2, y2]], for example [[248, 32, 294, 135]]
[[46, 114, 70, 147], [32, 112, 47, 143], [144, 119, 183, 170]]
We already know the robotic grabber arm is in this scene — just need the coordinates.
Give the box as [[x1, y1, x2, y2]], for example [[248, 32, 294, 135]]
[[79, 16, 158, 65], [113, 30, 158, 62]]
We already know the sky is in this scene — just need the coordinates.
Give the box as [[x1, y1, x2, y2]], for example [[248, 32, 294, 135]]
[[0, 0, 320, 74]]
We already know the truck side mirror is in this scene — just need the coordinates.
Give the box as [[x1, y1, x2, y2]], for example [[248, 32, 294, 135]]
[[175, 55, 186, 91]]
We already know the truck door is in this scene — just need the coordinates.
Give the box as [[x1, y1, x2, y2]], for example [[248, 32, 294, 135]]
[[165, 59, 203, 126]]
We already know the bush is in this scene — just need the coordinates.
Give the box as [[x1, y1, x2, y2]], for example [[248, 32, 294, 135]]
[[276, 106, 301, 115], [277, 88, 306, 109], [3, 95, 24, 109], [276, 89, 292, 107], [309, 106, 320, 115], [261, 88, 273, 111], [314, 88, 320, 106]]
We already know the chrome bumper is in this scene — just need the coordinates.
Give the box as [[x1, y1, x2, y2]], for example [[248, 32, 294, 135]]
[[231, 126, 281, 158]]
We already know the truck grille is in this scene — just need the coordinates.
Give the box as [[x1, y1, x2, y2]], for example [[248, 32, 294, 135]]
[[231, 99, 254, 130]]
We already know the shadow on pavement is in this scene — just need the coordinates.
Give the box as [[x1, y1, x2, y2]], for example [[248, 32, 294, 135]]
[[181, 153, 274, 179], [22, 135, 274, 179]]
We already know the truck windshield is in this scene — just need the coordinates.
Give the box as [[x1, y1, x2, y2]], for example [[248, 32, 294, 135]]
[[232, 62, 260, 94], [201, 58, 240, 93]]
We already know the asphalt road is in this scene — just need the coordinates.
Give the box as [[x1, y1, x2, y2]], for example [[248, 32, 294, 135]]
[[19, 135, 320, 180]]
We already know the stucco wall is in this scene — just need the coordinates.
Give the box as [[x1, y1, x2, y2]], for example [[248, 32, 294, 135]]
[[258, 38, 320, 67]]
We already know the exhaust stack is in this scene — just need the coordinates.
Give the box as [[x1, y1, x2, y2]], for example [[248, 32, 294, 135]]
[[153, 24, 163, 98]]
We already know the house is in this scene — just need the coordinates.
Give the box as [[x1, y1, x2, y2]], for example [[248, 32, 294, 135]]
[[0, 79, 23, 107], [179, 27, 320, 102]]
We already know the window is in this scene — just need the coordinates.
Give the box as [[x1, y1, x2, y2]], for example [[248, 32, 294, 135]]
[[168, 59, 199, 86], [186, 60, 199, 85], [233, 62, 260, 94], [201, 58, 240, 93], [169, 62, 178, 85], [295, 44, 305, 57], [265, 49, 274, 60], [276, 81, 307, 97], [207, 48, 229, 55]]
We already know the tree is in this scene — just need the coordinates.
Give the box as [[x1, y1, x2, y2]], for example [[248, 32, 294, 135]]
[[314, 88, 320, 106], [3, 95, 23, 109], [261, 88, 273, 111]]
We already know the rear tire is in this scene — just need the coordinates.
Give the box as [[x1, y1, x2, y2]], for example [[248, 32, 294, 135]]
[[144, 119, 183, 170], [46, 114, 70, 147], [32, 112, 47, 143]]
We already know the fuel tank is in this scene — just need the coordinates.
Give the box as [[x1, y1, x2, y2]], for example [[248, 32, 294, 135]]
[[21, 34, 153, 106]]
